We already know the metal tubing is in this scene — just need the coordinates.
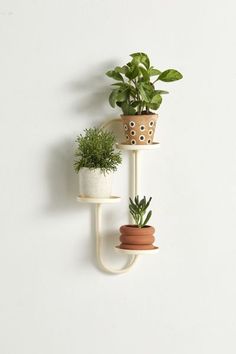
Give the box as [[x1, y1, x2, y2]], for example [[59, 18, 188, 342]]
[[95, 204, 138, 274]]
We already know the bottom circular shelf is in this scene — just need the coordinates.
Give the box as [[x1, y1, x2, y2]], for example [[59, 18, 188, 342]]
[[77, 196, 121, 204], [115, 246, 159, 255]]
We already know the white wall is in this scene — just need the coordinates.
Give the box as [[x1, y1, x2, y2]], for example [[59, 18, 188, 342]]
[[0, 0, 236, 353]]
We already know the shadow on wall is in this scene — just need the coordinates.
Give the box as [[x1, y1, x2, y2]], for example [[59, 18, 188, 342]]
[[43, 60, 130, 272], [45, 60, 123, 213], [46, 137, 79, 213], [46, 60, 120, 214], [66, 60, 118, 119]]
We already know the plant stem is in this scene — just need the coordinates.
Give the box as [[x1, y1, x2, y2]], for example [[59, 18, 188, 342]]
[[152, 78, 159, 85], [140, 214, 143, 227]]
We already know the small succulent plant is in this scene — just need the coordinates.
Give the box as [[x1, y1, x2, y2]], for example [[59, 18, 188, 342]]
[[129, 195, 152, 228]]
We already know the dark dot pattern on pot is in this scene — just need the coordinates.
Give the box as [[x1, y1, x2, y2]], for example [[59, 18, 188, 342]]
[[129, 121, 135, 128], [140, 125, 145, 131], [123, 118, 156, 145], [126, 127, 154, 144], [139, 135, 145, 141]]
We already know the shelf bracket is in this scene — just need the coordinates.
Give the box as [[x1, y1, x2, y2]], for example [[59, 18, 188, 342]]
[[77, 119, 159, 274], [95, 203, 138, 274]]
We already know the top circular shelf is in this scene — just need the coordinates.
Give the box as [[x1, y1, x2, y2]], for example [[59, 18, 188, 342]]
[[77, 196, 121, 204], [116, 142, 159, 151]]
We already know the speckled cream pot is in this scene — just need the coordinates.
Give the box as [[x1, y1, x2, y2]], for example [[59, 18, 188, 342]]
[[79, 168, 112, 198], [121, 114, 158, 145]]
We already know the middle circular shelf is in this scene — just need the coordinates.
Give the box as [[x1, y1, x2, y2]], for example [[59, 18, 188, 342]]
[[116, 142, 159, 151], [77, 196, 121, 204]]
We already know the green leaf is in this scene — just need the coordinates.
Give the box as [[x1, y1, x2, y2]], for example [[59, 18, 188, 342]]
[[145, 197, 152, 210], [106, 70, 124, 81], [137, 83, 150, 102], [121, 102, 136, 115], [140, 197, 146, 211], [111, 82, 125, 87], [129, 86, 137, 98], [116, 88, 128, 102], [129, 205, 139, 214], [137, 82, 154, 102], [149, 68, 162, 76], [155, 90, 169, 95], [130, 52, 150, 69], [134, 195, 139, 205], [109, 90, 118, 108], [131, 101, 140, 108], [142, 210, 152, 227], [139, 67, 149, 81], [158, 69, 183, 82], [125, 64, 139, 80], [148, 102, 160, 110], [114, 66, 128, 75], [151, 93, 162, 105], [109, 87, 129, 107]]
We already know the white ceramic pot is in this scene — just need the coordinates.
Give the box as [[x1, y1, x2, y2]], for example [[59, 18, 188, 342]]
[[79, 168, 113, 198]]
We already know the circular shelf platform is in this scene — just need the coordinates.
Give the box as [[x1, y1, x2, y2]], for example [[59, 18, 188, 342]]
[[77, 196, 121, 204], [116, 142, 159, 151], [115, 246, 159, 255]]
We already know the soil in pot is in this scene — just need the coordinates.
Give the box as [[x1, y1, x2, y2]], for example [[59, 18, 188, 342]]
[[118, 224, 156, 250], [121, 114, 158, 145]]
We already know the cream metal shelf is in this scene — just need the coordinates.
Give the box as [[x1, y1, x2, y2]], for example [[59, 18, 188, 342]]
[[115, 246, 159, 255], [116, 142, 159, 150], [77, 196, 121, 204], [77, 119, 159, 274]]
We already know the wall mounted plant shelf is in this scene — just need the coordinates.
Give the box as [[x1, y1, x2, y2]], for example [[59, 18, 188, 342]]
[[77, 119, 159, 274]]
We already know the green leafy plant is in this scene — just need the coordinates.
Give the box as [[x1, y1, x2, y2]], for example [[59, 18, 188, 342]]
[[74, 128, 122, 174], [129, 195, 152, 228], [106, 52, 183, 115]]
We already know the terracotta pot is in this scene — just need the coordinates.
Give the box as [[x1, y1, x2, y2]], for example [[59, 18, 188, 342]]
[[121, 114, 158, 145], [118, 224, 156, 250], [120, 234, 155, 245], [120, 225, 155, 236]]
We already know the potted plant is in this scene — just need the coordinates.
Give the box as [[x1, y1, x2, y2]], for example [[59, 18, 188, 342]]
[[118, 196, 157, 250], [106, 52, 183, 145], [74, 128, 122, 198]]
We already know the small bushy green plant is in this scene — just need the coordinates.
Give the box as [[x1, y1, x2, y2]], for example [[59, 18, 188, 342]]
[[74, 128, 122, 174], [106, 52, 183, 115], [129, 195, 152, 228]]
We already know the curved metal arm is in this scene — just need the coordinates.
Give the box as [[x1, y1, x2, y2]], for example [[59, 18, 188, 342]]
[[94, 118, 139, 274], [95, 204, 138, 274]]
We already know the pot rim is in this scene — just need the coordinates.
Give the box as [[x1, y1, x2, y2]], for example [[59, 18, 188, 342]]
[[121, 224, 153, 229], [121, 113, 158, 118], [79, 167, 113, 174]]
